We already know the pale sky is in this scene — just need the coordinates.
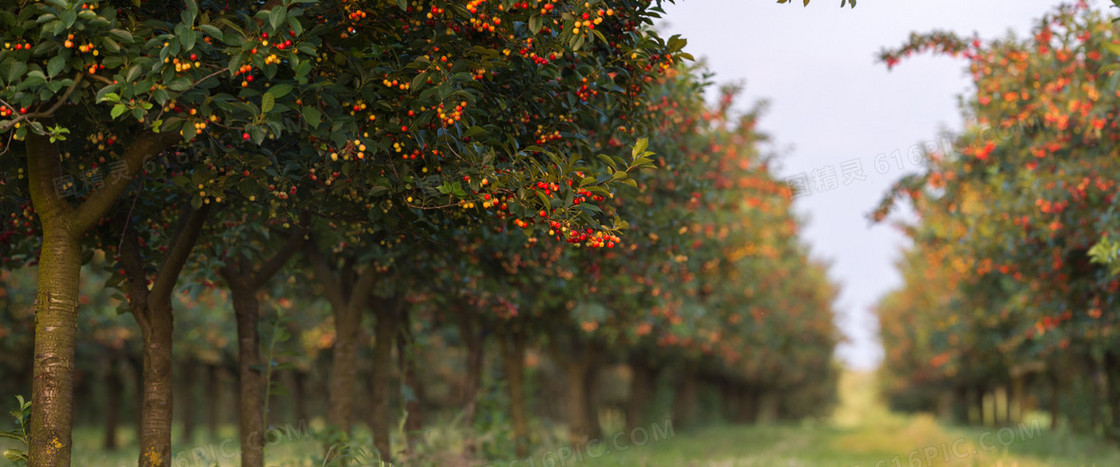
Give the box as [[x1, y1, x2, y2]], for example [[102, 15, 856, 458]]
[[660, 0, 1106, 370]]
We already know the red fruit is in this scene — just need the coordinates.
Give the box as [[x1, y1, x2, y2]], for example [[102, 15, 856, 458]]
[[242, 133, 251, 140]]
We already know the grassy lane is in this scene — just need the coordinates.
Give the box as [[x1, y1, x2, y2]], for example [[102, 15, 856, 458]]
[[571, 372, 1120, 467]]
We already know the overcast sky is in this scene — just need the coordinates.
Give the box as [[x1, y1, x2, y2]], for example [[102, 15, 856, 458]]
[[659, 0, 1109, 370]]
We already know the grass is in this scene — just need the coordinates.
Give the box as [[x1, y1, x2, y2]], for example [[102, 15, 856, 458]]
[[5, 371, 1120, 465]]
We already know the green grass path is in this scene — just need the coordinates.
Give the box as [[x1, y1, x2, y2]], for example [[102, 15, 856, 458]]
[[573, 372, 1120, 467]]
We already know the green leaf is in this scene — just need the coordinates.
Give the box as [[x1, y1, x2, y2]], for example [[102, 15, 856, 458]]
[[266, 83, 294, 99], [463, 126, 487, 138], [396, 0, 408, 10], [47, 55, 66, 78], [1104, 42, 1120, 58], [4, 60, 26, 84], [261, 93, 275, 113], [111, 104, 127, 118], [101, 37, 121, 54], [200, 24, 223, 41], [107, 29, 133, 44], [268, 7, 287, 32], [25, 70, 47, 86], [529, 15, 542, 35], [596, 154, 618, 170], [168, 77, 193, 92], [301, 106, 321, 127], [411, 72, 428, 92], [632, 137, 649, 158]]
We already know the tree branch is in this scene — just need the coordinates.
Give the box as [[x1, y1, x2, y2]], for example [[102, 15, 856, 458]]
[[75, 131, 181, 233], [347, 262, 380, 311], [25, 133, 75, 233], [304, 240, 346, 313], [118, 222, 152, 329], [0, 75, 84, 132], [150, 203, 211, 304], [250, 226, 307, 288]]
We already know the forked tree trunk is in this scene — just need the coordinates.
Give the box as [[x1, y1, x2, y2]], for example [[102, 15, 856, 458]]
[[118, 203, 208, 467], [25, 130, 178, 465], [219, 228, 305, 467], [500, 330, 530, 458], [305, 245, 379, 459]]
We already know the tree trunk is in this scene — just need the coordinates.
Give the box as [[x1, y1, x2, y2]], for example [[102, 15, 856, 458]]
[[1048, 371, 1061, 431], [1106, 352, 1120, 439], [27, 230, 81, 466], [626, 359, 657, 431], [994, 385, 1007, 426], [397, 314, 423, 454], [672, 370, 700, 428], [181, 362, 196, 444], [294, 371, 309, 424], [756, 390, 779, 424], [103, 356, 122, 451], [738, 389, 759, 423], [207, 364, 221, 440], [458, 313, 484, 427], [1010, 377, 1024, 425], [370, 304, 396, 463], [232, 284, 265, 467], [326, 304, 362, 435], [953, 386, 969, 424], [135, 300, 175, 467], [973, 384, 985, 426], [500, 331, 530, 458], [584, 358, 603, 439], [564, 357, 594, 446], [1093, 355, 1106, 434]]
